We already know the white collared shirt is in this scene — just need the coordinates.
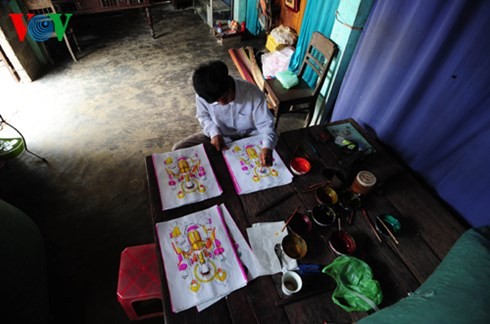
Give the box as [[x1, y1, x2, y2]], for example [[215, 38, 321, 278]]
[[196, 78, 278, 149]]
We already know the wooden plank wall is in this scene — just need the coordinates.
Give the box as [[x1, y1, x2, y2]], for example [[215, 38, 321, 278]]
[[273, 0, 306, 34]]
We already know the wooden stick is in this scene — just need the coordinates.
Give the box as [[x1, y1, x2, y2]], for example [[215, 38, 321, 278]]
[[281, 205, 301, 232], [361, 208, 382, 243], [301, 181, 328, 193], [255, 191, 296, 217], [376, 216, 399, 245], [347, 210, 355, 225]]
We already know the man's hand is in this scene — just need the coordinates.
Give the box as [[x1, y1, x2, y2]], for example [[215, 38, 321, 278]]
[[260, 148, 273, 167], [211, 135, 227, 151]]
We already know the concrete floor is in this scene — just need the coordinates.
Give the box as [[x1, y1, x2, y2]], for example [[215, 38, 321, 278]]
[[0, 6, 305, 324]]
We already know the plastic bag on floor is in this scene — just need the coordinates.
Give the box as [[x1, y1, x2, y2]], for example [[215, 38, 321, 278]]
[[261, 46, 295, 79], [322, 255, 383, 312]]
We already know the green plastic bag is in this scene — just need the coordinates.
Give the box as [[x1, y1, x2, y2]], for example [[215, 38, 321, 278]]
[[322, 255, 383, 312]]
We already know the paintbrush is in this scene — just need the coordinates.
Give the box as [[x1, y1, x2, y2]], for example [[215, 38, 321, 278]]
[[281, 205, 301, 232], [301, 181, 329, 193], [376, 216, 399, 245], [361, 208, 383, 243]]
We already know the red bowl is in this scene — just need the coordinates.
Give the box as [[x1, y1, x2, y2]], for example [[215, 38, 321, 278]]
[[290, 157, 311, 175]]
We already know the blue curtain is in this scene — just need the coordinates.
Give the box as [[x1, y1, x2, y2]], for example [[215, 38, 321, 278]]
[[246, 0, 261, 36], [332, 0, 490, 227], [288, 0, 340, 87]]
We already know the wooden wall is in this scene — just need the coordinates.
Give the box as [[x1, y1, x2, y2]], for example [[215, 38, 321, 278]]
[[273, 0, 306, 34]]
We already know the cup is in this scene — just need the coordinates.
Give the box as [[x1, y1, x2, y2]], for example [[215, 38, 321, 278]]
[[282, 234, 307, 259], [309, 205, 336, 227], [281, 271, 303, 296], [350, 171, 377, 195]]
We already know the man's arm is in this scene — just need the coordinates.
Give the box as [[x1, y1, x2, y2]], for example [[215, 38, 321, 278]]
[[196, 96, 226, 151], [196, 95, 220, 138], [252, 93, 277, 167], [253, 94, 278, 150]]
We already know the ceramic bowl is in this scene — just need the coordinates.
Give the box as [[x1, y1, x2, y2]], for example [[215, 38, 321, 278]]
[[287, 212, 313, 236], [282, 234, 308, 259], [310, 205, 337, 227], [328, 230, 357, 256], [290, 157, 311, 175], [315, 186, 338, 206]]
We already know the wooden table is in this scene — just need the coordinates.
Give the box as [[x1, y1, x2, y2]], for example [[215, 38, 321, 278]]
[[144, 118, 468, 323]]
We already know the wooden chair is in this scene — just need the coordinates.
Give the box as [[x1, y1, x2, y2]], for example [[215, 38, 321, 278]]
[[263, 32, 337, 129], [23, 0, 80, 63]]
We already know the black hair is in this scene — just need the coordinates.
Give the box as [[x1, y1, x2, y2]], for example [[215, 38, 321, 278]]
[[192, 60, 231, 103]]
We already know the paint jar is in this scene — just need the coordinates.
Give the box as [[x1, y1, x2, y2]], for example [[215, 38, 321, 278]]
[[350, 171, 377, 195]]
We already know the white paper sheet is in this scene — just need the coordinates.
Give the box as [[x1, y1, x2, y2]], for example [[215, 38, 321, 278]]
[[156, 205, 248, 313], [222, 135, 293, 195], [196, 204, 268, 311], [152, 144, 222, 210], [246, 222, 298, 275]]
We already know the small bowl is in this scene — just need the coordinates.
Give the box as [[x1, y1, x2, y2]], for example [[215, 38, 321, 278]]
[[328, 230, 357, 256], [290, 157, 311, 175], [315, 186, 338, 206], [339, 190, 362, 211], [310, 205, 336, 227], [287, 212, 313, 236], [282, 234, 308, 259], [375, 214, 401, 235]]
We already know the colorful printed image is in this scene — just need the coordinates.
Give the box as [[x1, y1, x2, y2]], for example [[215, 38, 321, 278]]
[[152, 144, 222, 210], [156, 206, 248, 313], [222, 135, 293, 194]]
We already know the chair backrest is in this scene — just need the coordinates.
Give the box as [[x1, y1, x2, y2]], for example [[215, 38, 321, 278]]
[[23, 0, 56, 13], [298, 32, 337, 97]]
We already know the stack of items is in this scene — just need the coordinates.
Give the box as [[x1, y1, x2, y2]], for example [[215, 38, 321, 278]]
[[228, 46, 265, 89]]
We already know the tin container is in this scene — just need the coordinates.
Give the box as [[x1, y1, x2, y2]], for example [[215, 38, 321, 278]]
[[350, 171, 377, 195]]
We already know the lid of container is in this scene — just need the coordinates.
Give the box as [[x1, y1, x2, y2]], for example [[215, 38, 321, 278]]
[[356, 171, 377, 187]]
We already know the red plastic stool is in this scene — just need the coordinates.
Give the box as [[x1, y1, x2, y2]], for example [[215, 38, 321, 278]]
[[117, 243, 163, 320]]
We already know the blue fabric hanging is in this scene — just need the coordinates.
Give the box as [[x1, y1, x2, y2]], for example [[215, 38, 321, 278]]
[[288, 0, 340, 87], [332, 0, 490, 227], [246, 0, 261, 36]]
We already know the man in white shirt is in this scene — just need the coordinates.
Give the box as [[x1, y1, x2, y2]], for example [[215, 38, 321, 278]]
[[173, 60, 277, 166]]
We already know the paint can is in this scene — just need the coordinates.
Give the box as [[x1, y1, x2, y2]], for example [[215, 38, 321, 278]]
[[350, 171, 377, 195]]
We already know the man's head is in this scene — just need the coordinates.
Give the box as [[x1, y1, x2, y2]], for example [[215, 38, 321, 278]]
[[193, 60, 233, 104]]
